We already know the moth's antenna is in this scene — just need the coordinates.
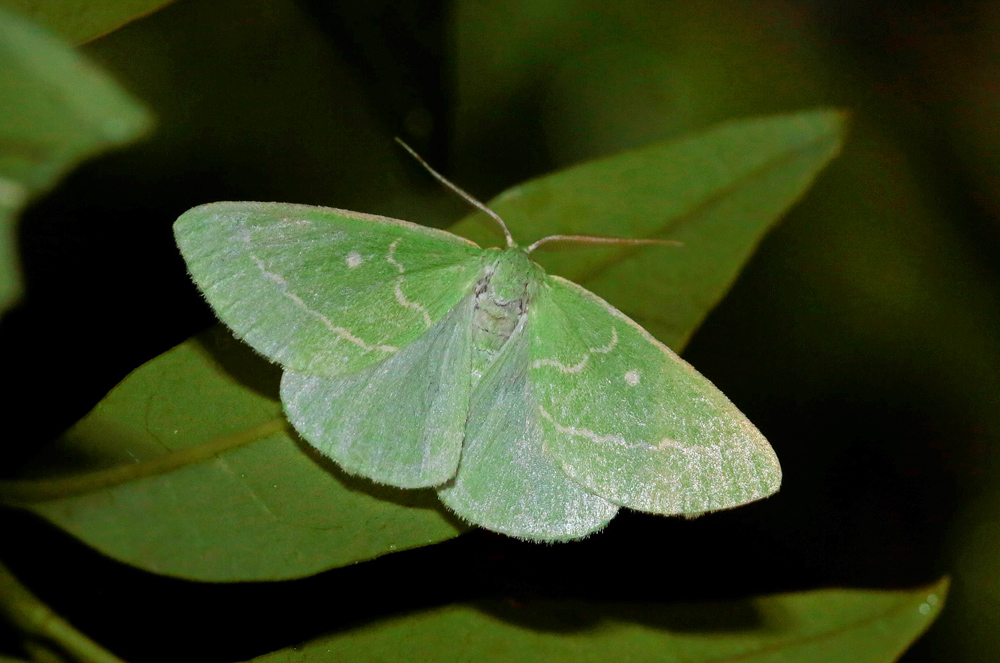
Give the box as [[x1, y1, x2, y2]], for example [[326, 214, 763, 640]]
[[394, 137, 515, 248], [525, 234, 682, 254]]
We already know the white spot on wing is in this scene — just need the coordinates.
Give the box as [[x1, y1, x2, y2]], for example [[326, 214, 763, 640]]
[[250, 255, 397, 353], [346, 251, 363, 268], [625, 369, 640, 386], [532, 327, 618, 374]]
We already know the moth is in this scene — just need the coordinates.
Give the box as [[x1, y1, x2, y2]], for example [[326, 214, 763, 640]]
[[174, 142, 781, 541]]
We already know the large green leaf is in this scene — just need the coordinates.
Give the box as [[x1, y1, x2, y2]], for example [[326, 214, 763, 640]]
[[1, 328, 465, 582], [0, 5, 150, 312], [3, 111, 840, 580], [1, 0, 176, 44], [250, 578, 948, 663], [451, 110, 845, 351]]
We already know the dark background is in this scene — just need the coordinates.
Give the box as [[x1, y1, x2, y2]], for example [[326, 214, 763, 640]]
[[2, 0, 1000, 660]]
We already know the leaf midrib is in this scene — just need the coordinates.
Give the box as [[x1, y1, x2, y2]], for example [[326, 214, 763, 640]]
[[574, 127, 843, 288], [0, 418, 287, 504]]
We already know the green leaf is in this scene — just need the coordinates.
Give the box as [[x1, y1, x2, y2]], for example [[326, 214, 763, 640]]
[[250, 579, 948, 663], [451, 110, 845, 351], [1, 0, 177, 44], [0, 5, 151, 312], [1, 327, 465, 582]]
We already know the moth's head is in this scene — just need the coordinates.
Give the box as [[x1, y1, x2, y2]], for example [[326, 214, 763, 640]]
[[484, 247, 543, 304]]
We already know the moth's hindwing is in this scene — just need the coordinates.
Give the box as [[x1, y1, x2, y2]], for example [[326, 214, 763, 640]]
[[280, 293, 476, 488], [438, 321, 618, 541]]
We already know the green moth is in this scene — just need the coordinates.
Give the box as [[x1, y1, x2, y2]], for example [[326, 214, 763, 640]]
[[174, 145, 781, 541]]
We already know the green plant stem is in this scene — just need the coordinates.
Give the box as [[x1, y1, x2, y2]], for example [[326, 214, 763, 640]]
[[0, 419, 287, 504], [0, 562, 126, 663]]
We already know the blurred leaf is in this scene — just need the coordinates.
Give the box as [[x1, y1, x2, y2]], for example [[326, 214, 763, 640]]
[[0, 6, 150, 191], [451, 110, 845, 350], [250, 578, 948, 663], [0, 194, 25, 317], [1, 0, 176, 44], [80, 0, 462, 224], [0, 5, 150, 312], [0, 561, 125, 663], [1, 327, 465, 582]]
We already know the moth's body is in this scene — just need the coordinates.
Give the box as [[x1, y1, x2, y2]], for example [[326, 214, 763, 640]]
[[176, 196, 781, 541], [470, 248, 539, 386]]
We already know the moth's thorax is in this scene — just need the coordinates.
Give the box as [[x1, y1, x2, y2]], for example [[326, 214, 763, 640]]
[[470, 248, 541, 384]]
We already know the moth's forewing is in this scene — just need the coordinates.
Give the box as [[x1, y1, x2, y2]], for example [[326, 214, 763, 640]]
[[529, 275, 781, 515], [175, 202, 485, 379]]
